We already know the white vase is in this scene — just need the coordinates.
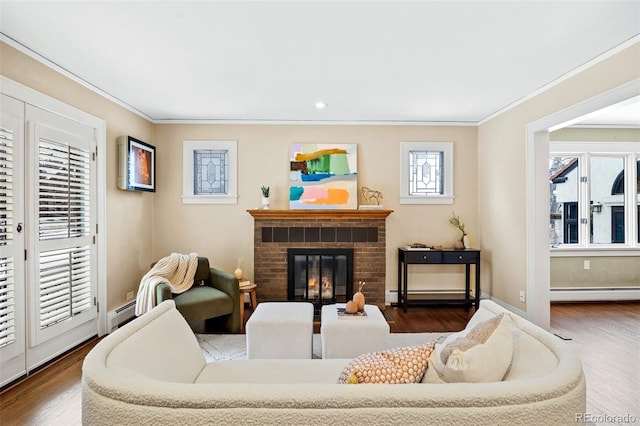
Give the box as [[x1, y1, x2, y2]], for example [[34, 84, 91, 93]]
[[261, 197, 270, 209], [463, 234, 470, 249]]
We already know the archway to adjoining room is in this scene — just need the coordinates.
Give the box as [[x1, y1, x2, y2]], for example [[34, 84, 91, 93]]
[[525, 78, 639, 330]]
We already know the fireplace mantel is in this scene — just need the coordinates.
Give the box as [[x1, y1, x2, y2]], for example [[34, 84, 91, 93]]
[[247, 209, 393, 220]]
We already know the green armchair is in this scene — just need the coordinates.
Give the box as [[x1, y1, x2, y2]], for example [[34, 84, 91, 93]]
[[155, 257, 241, 333]]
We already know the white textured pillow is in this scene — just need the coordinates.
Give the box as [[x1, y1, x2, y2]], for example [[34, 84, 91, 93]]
[[422, 313, 513, 383]]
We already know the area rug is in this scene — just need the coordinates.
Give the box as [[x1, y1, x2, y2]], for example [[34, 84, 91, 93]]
[[197, 332, 446, 362]]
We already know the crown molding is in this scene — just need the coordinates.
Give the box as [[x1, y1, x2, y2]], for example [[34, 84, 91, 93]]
[[479, 35, 640, 126], [1, 33, 154, 122]]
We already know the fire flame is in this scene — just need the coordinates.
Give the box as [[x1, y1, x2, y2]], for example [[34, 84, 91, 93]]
[[308, 276, 333, 299]]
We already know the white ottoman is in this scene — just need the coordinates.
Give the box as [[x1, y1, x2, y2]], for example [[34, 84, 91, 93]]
[[246, 302, 314, 359], [321, 304, 390, 359]]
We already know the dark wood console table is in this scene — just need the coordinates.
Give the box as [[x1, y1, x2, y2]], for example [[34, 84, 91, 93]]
[[397, 247, 481, 312]]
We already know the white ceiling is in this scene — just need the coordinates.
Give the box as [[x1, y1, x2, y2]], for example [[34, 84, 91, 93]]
[[1, 1, 639, 125], [573, 95, 640, 127]]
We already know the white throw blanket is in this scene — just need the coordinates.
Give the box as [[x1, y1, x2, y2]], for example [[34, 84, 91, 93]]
[[135, 253, 199, 316]]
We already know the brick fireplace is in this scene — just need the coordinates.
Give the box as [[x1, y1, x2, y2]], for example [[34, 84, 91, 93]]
[[248, 209, 392, 306]]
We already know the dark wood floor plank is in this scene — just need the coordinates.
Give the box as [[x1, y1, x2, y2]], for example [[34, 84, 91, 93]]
[[0, 337, 99, 426], [384, 305, 473, 333]]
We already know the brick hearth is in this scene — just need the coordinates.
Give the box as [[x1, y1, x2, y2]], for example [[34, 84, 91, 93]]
[[248, 210, 393, 306]]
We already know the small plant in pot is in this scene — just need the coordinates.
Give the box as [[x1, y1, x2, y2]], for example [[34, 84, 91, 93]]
[[261, 186, 270, 209]]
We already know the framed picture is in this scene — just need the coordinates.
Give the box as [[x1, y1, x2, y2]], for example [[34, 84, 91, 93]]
[[117, 135, 156, 192], [289, 143, 358, 210], [182, 140, 238, 204]]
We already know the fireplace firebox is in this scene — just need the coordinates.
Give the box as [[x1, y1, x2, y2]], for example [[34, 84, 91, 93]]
[[287, 248, 353, 311]]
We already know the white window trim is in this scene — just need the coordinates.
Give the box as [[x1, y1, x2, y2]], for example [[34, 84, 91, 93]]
[[550, 141, 640, 254], [400, 141, 454, 204], [182, 140, 238, 204]]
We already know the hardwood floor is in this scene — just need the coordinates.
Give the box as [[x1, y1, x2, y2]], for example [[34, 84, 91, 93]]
[[1, 302, 638, 425], [0, 337, 99, 426], [550, 302, 640, 425], [383, 304, 474, 333]]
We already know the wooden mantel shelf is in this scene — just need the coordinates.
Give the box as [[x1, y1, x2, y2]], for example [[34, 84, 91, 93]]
[[247, 209, 393, 220]]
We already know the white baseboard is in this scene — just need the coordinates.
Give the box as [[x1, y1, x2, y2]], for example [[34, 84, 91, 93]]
[[387, 287, 639, 306], [383, 290, 527, 316], [385, 289, 528, 318], [478, 292, 527, 318], [550, 287, 640, 302], [385, 289, 465, 305]]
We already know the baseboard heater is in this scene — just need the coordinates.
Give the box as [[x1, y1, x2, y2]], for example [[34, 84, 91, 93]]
[[551, 287, 640, 302], [107, 300, 136, 333]]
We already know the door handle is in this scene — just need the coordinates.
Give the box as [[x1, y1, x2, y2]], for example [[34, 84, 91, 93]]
[[16, 222, 23, 233]]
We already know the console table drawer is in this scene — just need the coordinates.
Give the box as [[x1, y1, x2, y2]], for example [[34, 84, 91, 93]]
[[405, 251, 443, 263], [442, 251, 479, 264]]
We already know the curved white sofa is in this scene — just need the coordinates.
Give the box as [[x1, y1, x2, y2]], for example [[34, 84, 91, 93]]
[[82, 299, 585, 425]]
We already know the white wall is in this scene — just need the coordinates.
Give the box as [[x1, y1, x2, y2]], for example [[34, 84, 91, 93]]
[[478, 42, 640, 310], [152, 124, 479, 295]]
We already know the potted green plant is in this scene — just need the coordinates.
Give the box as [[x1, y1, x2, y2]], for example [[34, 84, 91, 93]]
[[261, 186, 271, 209]]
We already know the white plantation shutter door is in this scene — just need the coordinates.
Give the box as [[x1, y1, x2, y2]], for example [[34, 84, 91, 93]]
[[0, 94, 26, 385], [1, 82, 104, 386], [0, 128, 16, 349], [29, 106, 97, 347], [38, 141, 92, 327], [0, 258, 15, 348]]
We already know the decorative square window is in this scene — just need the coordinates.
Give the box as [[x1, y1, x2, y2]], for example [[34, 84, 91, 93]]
[[400, 142, 454, 204], [193, 149, 228, 195], [182, 140, 237, 204]]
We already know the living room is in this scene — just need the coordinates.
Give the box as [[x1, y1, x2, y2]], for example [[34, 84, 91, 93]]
[[0, 2, 639, 422], [5, 4, 639, 317]]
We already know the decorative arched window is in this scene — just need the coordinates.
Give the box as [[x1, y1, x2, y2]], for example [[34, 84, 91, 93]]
[[611, 160, 640, 195], [610, 160, 640, 244]]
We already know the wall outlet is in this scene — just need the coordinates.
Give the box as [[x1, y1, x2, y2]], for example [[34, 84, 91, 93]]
[[126, 291, 135, 301], [519, 291, 525, 303], [583, 260, 590, 270]]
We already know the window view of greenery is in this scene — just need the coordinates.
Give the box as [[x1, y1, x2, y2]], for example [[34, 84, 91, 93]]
[[550, 150, 639, 248]]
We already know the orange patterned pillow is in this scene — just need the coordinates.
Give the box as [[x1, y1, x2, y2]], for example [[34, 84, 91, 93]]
[[337, 342, 435, 384]]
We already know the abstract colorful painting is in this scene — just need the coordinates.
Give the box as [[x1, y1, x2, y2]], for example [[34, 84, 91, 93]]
[[289, 143, 358, 210]]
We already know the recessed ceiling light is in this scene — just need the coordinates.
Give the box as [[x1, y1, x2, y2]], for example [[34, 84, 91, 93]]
[[315, 101, 327, 109]]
